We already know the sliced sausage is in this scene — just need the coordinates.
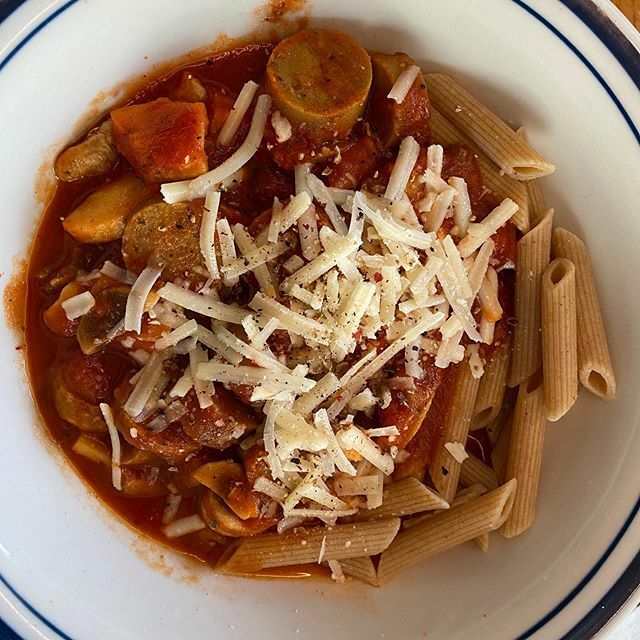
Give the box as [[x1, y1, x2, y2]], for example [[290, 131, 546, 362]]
[[121, 198, 206, 282], [55, 120, 119, 182], [266, 29, 372, 143], [62, 173, 152, 244], [179, 386, 259, 450], [369, 52, 430, 147], [113, 381, 201, 461], [377, 360, 443, 450], [110, 98, 208, 182], [52, 353, 113, 432]]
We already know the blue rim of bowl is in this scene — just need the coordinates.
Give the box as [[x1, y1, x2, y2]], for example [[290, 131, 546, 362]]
[[0, 1, 639, 639]]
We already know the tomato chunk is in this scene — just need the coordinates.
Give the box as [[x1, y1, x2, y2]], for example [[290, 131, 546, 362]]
[[111, 98, 208, 182]]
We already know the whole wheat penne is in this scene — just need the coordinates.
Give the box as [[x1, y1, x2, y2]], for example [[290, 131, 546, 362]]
[[526, 180, 546, 227], [425, 73, 555, 181], [460, 454, 499, 491], [516, 128, 547, 227], [402, 484, 488, 530], [552, 228, 616, 400], [501, 372, 547, 538], [377, 480, 516, 584], [429, 106, 529, 232], [491, 409, 513, 483], [472, 339, 511, 430], [219, 519, 400, 574], [360, 477, 449, 520], [429, 362, 481, 501], [541, 258, 578, 421], [474, 533, 490, 552], [339, 556, 378, 586], [486, 386, 517, 445], [509, 209, 554, 387]]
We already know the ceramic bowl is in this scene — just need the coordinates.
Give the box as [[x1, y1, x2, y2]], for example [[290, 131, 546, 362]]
[[0, 1, 639, 638]]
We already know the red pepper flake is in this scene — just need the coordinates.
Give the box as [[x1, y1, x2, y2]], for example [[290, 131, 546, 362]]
[[352, 330, 362, 341], [373, 272, 383, 283]]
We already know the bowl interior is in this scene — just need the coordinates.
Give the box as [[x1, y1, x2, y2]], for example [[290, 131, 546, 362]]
[[1, 1, 640, 639]]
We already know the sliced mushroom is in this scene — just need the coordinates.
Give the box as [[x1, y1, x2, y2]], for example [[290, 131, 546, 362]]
[[172, 72, 207, 103], [55, 120, 119, 182], [71, 434, 110, 464], [199, 490, 276, 537], [43, 281, 86, 337], [77, 286, 128, 355], [62, 173, 153, 244], [193, 461, 261, 520]]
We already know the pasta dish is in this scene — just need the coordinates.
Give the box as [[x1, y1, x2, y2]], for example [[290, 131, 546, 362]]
[[25, 29, 616, 585]]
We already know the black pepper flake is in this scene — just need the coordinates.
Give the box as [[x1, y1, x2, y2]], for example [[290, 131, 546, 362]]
[[441, 466, 449, 476]]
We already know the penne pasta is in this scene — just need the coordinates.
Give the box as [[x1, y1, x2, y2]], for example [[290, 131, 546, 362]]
[[501, 372, 547, 538], [377, 480, 516, 584], [486, 386, 517, 446], [516, 127, 547, 227], [471, 339, 511, 430], [339, 556, 378, 586], [429, 106, 529, 232], [491, 408, 513, 484], [425, 73, 556, 181], [429, 362, 481, 501], [541, 258, 578, 421], [219, 519, 400, 574], [509, 209, 554, 387], [474, 533, 490, 552], [402, 483, 488, 530], [552, 228, 616, 400], [526, 179, 546, 227], [460, 454, 499, 491], [360, 477, 449, 520]]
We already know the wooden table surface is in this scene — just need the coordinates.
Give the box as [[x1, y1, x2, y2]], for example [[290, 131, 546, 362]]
[[612, 0, 640, 28]]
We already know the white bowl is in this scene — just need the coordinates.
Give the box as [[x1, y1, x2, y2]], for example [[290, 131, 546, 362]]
[[1, 1, 639, 638]]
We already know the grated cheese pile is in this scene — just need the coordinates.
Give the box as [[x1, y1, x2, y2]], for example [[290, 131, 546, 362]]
[[85, 93, 516, 521]]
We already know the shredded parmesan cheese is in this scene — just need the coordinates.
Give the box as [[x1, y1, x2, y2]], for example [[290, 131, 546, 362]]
[[218, 80, 259, 146], [200, 189, 221, 281], [100, 403, 122, 491], [61, 291, 95, 320], [124, 265, 163, 334], [387, 65, 421, 104]]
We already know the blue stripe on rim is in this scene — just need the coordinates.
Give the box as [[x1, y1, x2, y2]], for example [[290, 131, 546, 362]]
[[0, 1, 638, 639]]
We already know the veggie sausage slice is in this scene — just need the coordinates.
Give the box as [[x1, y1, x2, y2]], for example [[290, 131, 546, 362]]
[[369, 52, 431, 147], [266, 29, 372, 143]]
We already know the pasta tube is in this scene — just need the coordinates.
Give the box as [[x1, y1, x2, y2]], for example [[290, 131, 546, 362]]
[[460, 454, 499, 491], [360, 477, 449, 520], [429, 362, 481, 501], [471, 339, 511, 430], [219, 519, 400, 574], [541, 258, 578, 421], [377, 480, 516, 584], [552, 228, 616, 400], [501, 372, 547, 538], [509, 209, 554, 387], [425, 73, 556, 180], [429, 106, 529, 232], [339, 556, 378, 586]]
